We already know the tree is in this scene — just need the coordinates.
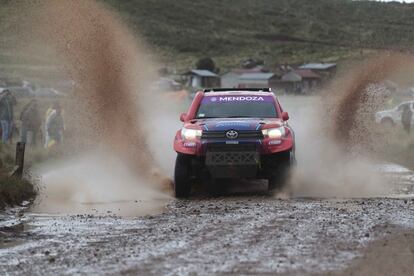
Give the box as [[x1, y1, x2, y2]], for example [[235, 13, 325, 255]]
[[196, 57, 216, 72]]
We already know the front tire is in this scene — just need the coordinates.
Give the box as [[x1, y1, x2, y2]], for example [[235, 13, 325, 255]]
[[268, 169, 288, 193], [174, 154, 192, 198], [381, 118, 394, 128], [268, 151, 294, 193]]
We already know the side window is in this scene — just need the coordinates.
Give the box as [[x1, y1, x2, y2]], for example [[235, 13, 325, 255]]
[[398, 103, 407, 112]]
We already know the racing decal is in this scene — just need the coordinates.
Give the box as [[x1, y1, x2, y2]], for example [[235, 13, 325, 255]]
[[201, 96, 274, 104]]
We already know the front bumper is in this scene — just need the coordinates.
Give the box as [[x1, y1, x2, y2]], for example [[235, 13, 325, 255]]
[[174, 128, 295, 178], [174, 132, 294, 156], [177, 142, 293, 179]]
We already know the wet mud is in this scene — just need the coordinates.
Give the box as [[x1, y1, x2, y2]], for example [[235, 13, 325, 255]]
[[0, 178, 413, 275], [333, 230, 414, 276]]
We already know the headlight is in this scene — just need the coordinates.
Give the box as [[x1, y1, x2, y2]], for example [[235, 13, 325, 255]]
[[181, 127, 202, 140], [262, 127, 286, 139]]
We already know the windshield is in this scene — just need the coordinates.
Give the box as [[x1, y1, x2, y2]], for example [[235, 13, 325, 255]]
[[196, 95, 277, 118]]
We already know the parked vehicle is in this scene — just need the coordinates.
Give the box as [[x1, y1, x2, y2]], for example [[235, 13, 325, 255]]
[[375, 100, 414, 127], [173, 88, 295, 198]]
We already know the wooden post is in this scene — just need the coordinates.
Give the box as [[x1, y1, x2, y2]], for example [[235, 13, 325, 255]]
[[11, 142, 25, 178]]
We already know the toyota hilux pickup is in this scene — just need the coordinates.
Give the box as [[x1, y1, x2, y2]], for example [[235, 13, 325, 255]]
[[173, 88, 295, 198]]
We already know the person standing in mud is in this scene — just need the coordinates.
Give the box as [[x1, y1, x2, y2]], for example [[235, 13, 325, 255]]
[[0, 90, 14, 144], [45, 102, 65, 148], [20, 99, 41, 145], [401, 104, 412, 134]]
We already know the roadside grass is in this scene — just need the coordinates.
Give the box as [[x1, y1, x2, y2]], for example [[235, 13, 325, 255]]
[[0, 127, 48, 210], [0, 174, 36, 209], [0, 144, 37, 209]]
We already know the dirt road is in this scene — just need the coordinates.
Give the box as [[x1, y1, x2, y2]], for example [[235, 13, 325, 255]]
[[1, 181, 413, 275]]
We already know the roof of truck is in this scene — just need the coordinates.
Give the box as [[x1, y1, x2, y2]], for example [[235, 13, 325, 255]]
[[204, 91, 275, 97]]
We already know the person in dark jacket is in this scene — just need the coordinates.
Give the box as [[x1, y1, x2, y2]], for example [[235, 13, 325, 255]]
[[402, 104, 413, 134], [0, 90, 14, 143], [20, 99, 42, 145]]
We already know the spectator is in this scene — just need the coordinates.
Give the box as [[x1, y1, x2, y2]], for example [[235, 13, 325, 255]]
[[402, 104, 412, 134], [45, 102, 64, 148], [20, 99, 41, 145]]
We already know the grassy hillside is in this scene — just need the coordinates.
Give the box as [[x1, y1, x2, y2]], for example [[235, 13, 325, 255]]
[[1, 0, 414, 73], [102, 0, 414, 70]]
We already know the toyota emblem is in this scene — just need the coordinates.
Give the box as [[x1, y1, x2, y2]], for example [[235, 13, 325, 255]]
[[226, 130, 239, 139]]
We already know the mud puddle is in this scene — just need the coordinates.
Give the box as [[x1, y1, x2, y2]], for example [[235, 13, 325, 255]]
[[30, 198, 169, 217]]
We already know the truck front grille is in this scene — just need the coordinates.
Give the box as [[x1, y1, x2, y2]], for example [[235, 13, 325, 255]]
[[206, 151, 259, 166], [205, 144, 259, 166], [206, 144, 257, 152], [202, 130, 263, 140]]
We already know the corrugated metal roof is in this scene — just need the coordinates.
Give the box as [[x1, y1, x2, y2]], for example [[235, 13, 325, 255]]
[[190, 69, 218, 77], [299, 63, 336, 70], [231, 66, 266, 74], [239, 73, 274, 80]]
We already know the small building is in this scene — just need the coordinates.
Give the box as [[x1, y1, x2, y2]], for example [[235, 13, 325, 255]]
[[294, 69, 322, 93], [221, 66, 266, 88], [221, 71, 239, 88], [184, 69, 221, 89], [299, 63, 336, 79], [238, 73, 277, 88], [270, 69, 322, 94], [279, 71, 302, 94]]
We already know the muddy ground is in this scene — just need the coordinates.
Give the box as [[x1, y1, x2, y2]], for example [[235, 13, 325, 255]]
[[0, 183, 413, 275]]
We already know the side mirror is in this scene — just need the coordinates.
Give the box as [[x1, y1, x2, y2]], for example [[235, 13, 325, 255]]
[[180, 113, 187, 122], [282, 111, 289, 121]]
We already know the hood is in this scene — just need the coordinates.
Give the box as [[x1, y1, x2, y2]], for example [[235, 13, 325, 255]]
[[189, 118, 283, 131], [375, 109, 393, 117]]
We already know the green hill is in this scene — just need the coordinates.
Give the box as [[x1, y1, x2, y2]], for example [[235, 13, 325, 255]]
[[1, 0, 414, 74], [102, 0, 414, 70]]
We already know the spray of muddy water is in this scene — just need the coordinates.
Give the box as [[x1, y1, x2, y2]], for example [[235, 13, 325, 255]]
[[290, 53, 414, 198], [9, 1, 175, 215], [7, 2, 414, 208]]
